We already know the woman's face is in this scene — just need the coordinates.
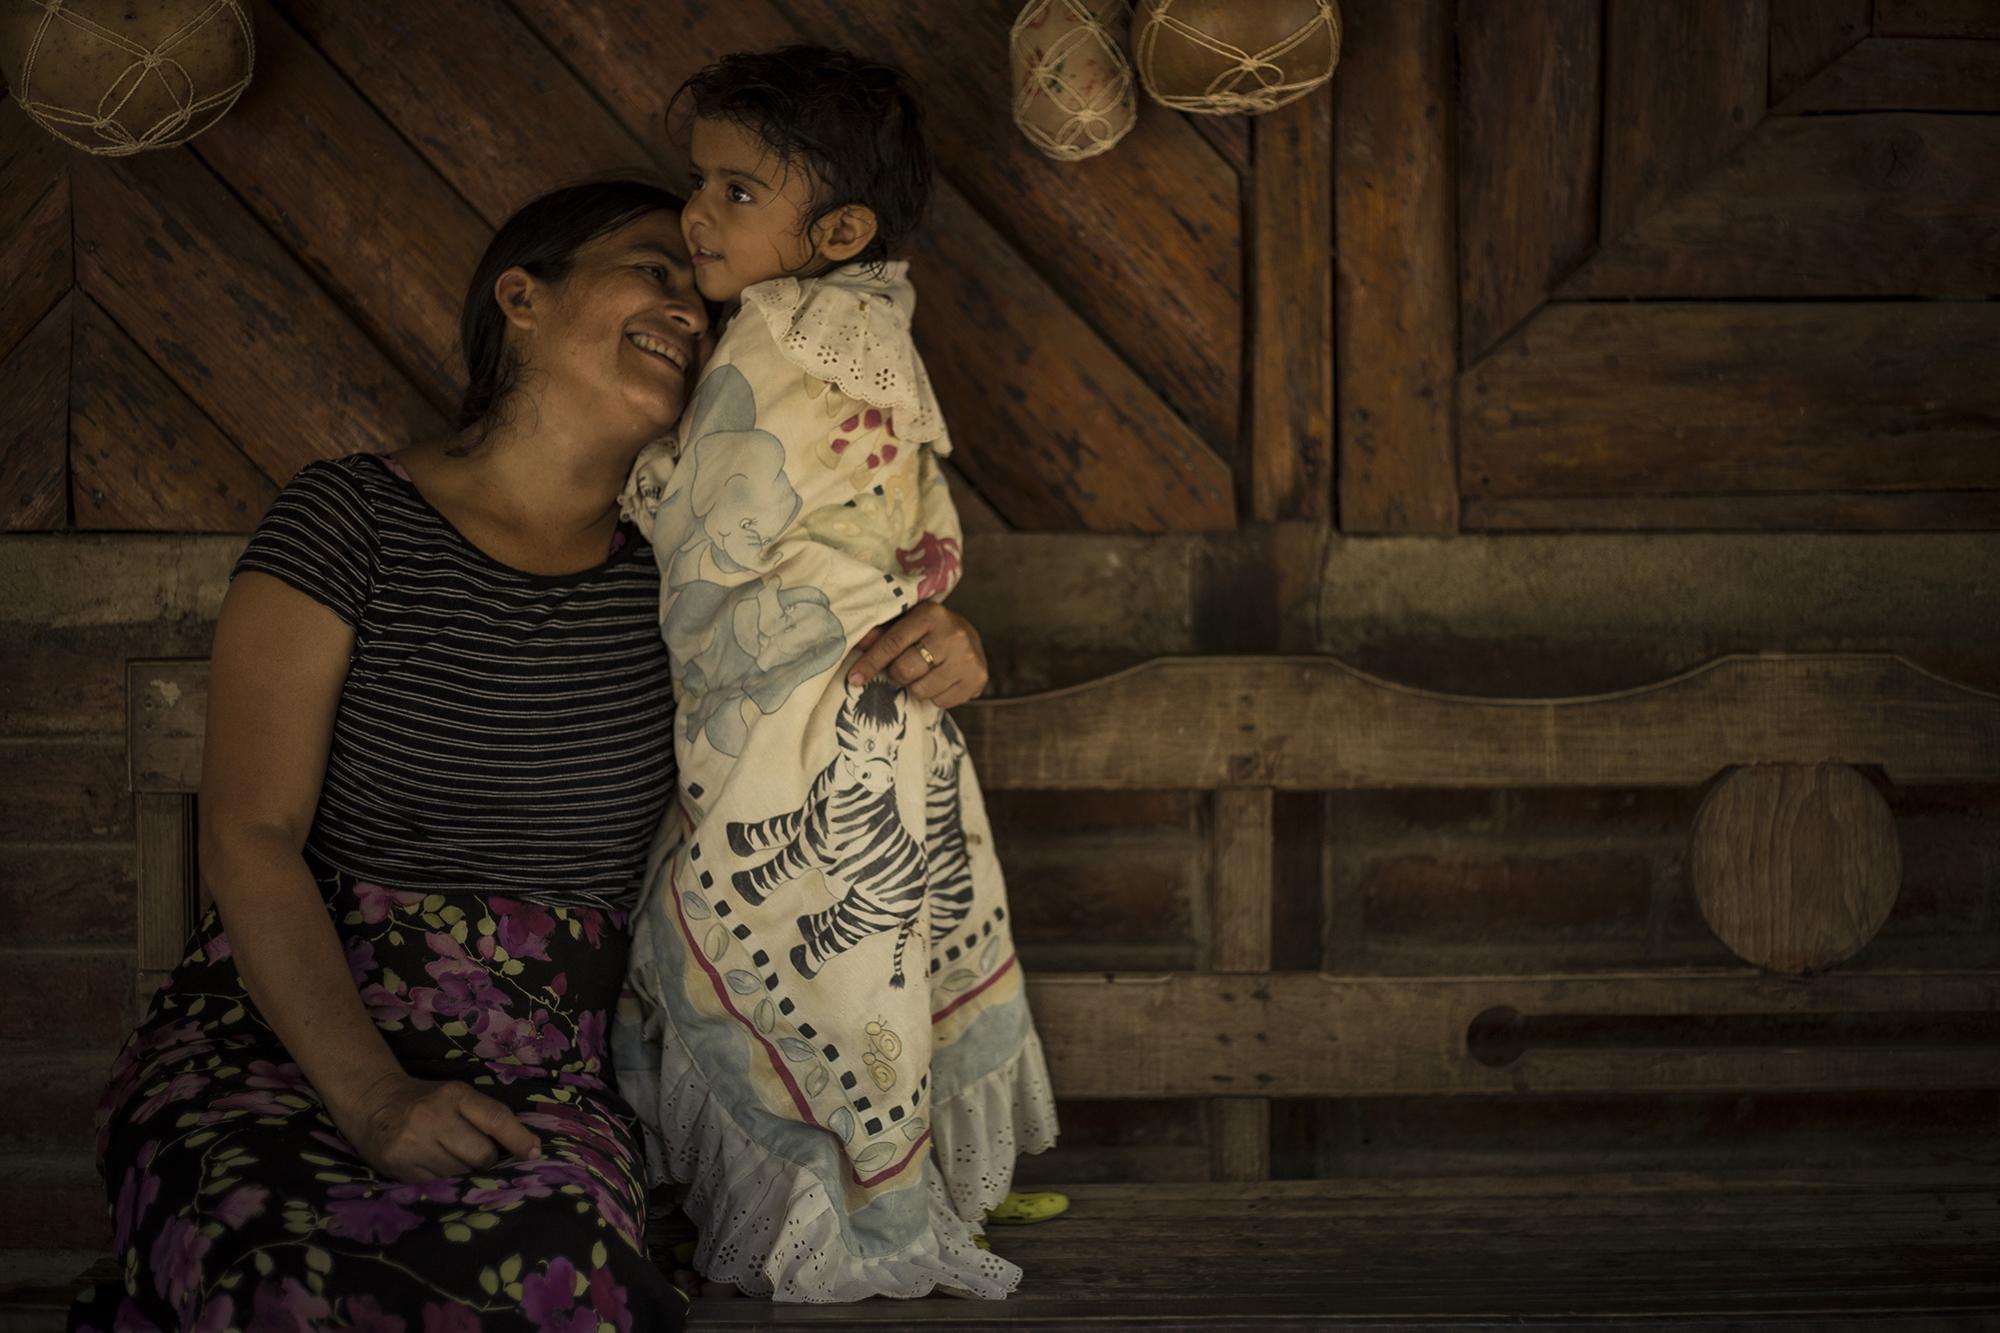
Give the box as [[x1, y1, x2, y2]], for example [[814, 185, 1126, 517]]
[[518, 210, 712, 445]]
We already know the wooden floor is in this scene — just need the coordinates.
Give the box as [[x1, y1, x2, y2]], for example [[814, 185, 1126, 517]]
[[5, 1173, 1996, 1330]]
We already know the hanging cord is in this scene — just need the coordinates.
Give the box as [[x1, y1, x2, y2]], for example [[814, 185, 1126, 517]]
[[1010, 0, 1137, 161]]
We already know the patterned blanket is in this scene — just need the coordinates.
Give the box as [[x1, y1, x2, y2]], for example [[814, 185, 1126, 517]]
[[616, 263, 1057, 1301]]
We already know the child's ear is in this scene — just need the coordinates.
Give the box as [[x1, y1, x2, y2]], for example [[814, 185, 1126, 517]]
[[814, 204, 879, 264], [494, 267, 538, 333]]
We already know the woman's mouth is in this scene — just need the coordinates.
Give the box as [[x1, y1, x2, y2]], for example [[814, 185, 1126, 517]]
[[627, 332, 688, 372]]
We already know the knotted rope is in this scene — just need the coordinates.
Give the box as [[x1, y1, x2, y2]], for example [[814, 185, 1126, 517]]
[[14, 0, 253, 155], [1133, 0, 1340, 115], [1010, 0, 1136, 162]]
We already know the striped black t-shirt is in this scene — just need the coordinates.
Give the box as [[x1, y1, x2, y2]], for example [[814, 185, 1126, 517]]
[[232, 454, 675, 907]]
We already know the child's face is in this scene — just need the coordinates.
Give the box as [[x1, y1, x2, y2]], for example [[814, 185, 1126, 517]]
[[682, 117, 824, 304]]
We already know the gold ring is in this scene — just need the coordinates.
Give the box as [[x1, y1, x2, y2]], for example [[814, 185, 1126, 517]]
[[916, 643, 938, 667]]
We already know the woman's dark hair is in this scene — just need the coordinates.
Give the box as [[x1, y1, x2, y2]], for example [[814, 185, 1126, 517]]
[[668, 45, 932, 271], [457, 180, 687, 432]]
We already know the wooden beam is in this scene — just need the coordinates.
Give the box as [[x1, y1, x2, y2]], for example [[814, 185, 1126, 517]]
[[1563, 116, 2000, 299], [1249, 92, 1334, 523], [1601, 0, 1768, 243], [1781, 37, 2000, 112], [1456, 0, 1602, 363], [0, 291, 68, 530], [1463, 491, 2000, 533], [1333, 0, 1457, 534], [1027, 970, 2000, 1098], [135, 793, 197, 976], [71, 295, 276, 532], [1461, 303, 2000, 503], [1769, 0, 1872, 105], [133, 652, 2000, 797], [1208, 787, 1274, 1180]]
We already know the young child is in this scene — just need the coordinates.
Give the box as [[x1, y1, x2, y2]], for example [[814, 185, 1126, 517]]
[[616, 46, 1059, 1302]]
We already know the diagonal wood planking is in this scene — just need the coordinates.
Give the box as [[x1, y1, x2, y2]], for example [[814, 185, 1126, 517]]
[[72, 150, 446, 485], [1561, 115, 2000, 298], [515, 0, 1235, 531], [70, 293, 277, 531], [1768, 0, 1871, 104], [191, 10, 491, 411], [1874, 0, 2000, 37], [0, 292, 70, 529], [0, 101, 71, 366], [1781, 36, 2000, 112]]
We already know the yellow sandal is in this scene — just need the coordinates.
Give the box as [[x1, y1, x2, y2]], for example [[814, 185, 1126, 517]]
[[985, 1189, 1070, 1226]]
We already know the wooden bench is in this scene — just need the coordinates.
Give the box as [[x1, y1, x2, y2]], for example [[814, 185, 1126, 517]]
[[114, 653, 2000, 1327]]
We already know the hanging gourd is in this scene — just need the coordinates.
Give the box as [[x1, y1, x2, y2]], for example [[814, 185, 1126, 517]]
[[1010, 0, 1138, 162], [1132, 0, 1340, 115], [0, 0, 254, 155]]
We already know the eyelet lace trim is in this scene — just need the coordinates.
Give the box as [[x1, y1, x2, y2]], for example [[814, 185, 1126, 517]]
[[740, 261, 951, 453]]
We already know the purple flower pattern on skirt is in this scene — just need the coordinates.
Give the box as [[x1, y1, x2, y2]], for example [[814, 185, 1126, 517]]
[[71, 861, 686, 1332]]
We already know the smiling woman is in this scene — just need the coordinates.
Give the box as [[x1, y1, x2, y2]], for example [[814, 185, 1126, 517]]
[[72, 180, 993, 1331]]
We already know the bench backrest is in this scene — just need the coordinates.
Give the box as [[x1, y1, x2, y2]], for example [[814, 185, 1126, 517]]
[[129, 654, 2000, 1182]]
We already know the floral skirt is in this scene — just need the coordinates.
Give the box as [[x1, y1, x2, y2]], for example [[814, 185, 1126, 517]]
[[70, 861, 688, 1332]]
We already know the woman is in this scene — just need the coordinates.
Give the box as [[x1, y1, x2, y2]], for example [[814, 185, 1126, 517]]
[[73, 181, 989, 1332]]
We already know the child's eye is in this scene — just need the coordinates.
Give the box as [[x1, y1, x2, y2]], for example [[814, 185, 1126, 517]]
[[728, 184, 753, 205]]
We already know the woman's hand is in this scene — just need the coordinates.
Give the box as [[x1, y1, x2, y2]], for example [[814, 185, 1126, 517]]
[[332, 1071, 543, 1183], [848, 602, 988, 707]]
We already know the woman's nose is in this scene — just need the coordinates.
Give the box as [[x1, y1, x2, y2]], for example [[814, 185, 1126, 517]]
[[665, 292, 707, 336]]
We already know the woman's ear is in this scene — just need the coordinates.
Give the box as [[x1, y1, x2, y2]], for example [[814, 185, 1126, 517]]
[[813, 205, 880, 264], [494, 267, 539, 333]]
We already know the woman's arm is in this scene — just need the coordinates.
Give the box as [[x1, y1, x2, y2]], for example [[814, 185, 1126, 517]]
[[200, 571, 540, 1181], [847, 601, 989, 707]]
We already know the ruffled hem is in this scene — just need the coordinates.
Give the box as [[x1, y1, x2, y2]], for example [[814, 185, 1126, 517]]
[[642, 1005, 1046, 1302], [932, 1029, 1061, 1221], [741, 262, 952, 452]]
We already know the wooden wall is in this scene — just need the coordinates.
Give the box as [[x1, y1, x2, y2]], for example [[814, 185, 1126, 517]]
[[3, 0, 1998, 1259]]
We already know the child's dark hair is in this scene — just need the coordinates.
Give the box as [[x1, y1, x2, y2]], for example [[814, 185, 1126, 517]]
[[669, 45, 932, 269], [458, 179, 685, 432]]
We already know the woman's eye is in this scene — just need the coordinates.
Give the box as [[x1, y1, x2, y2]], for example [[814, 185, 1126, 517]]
[[640, 265, 665, 281]]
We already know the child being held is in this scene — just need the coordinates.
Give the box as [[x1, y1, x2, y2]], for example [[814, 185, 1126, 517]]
[[618, 46, 1059, 1302]]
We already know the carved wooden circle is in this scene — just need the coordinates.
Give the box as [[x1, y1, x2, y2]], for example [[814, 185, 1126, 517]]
[[1690, 764, 1900, 975]]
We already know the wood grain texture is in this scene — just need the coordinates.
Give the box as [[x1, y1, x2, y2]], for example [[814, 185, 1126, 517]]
[[1692, 764, 1902, 974], [1208, 786, 1274, 1180], [1601, 0, 1769, 242], [1563, 115, 2000, 298], [772, 0, 1245, 451], [1462, 303, 2000, 501], [672, 1176, 2000, 1324], [1333, 0, 1457, 535], [1875, 0, 2000, 36], [278, 0, 660, 227], [512, 0, 1236, 532], [1769, 0, 1872, 104], [1782, 36, 2000, 111], [0, 291, 68, 530], [192, 11, 488, 409], [71, 295, 277, 532], [0, 99, 70, 366], [1456, 0, 1602, 362], [73, 153, 446, 482], [1249, 93, 1333, 523], [1463, 490, 2000, 533], [126, 653, 2000, 797], [1028, 970, 2000, 1097], [129, 660, 210, 794], [135, 793, 197, 974]]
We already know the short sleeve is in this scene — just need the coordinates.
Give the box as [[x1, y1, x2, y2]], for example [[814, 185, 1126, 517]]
[[232, 458, 378, 629]]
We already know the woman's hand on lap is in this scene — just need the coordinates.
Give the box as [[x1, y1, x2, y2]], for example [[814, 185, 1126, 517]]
[[335, 1072, 543, 1182], [849, 602, 988, 707]]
